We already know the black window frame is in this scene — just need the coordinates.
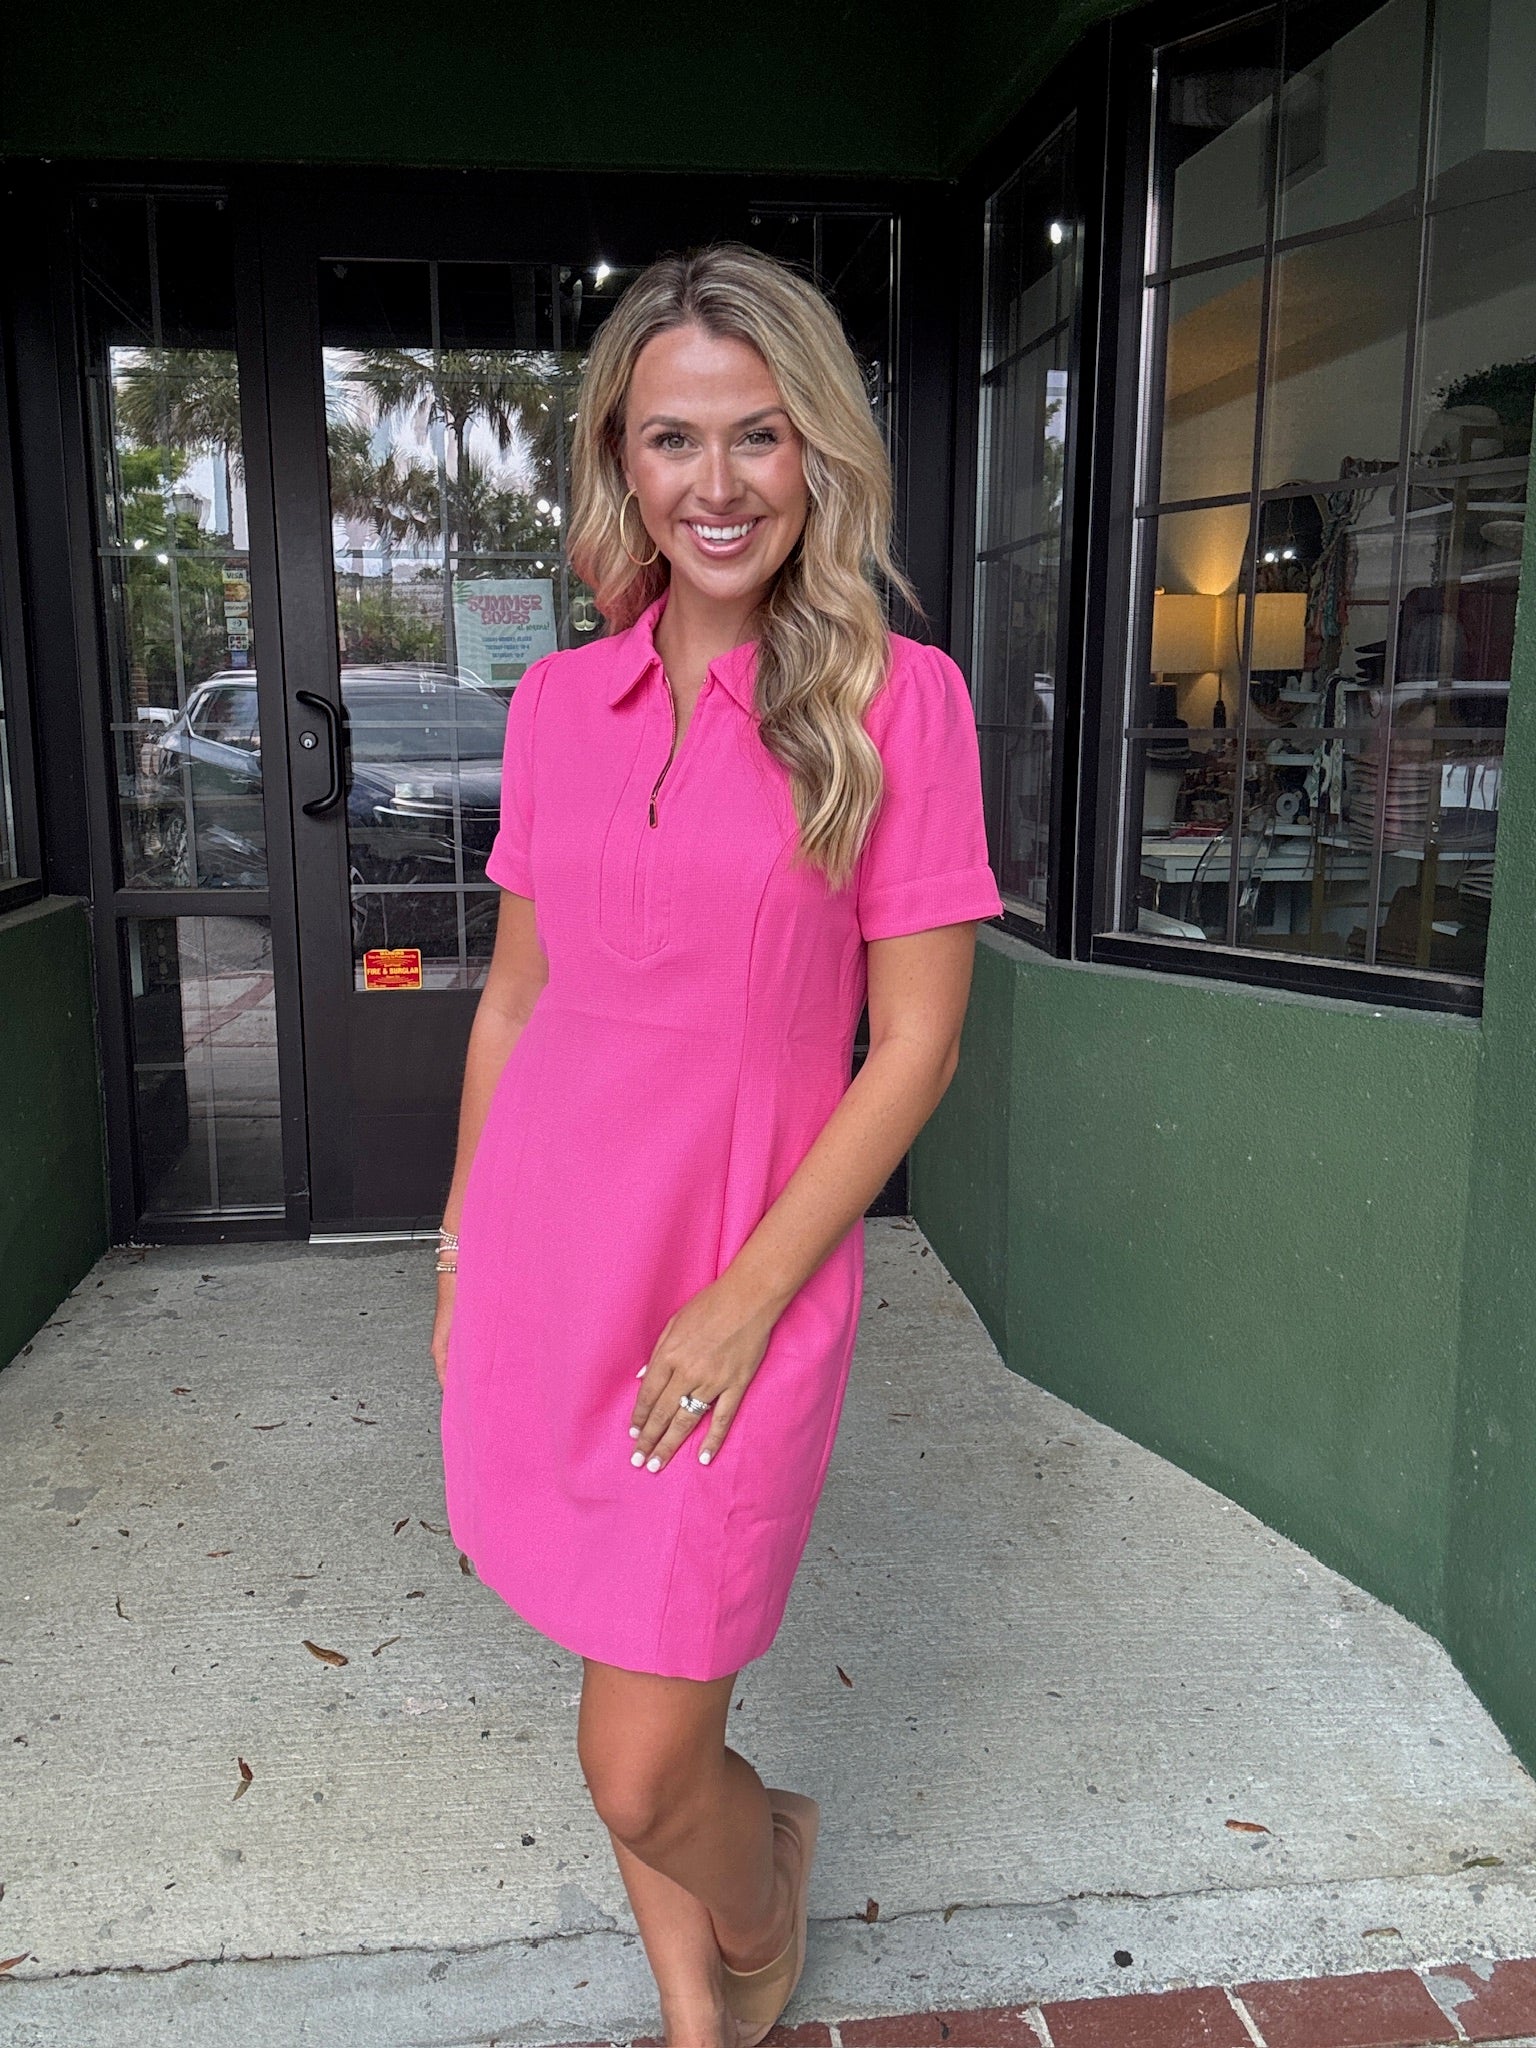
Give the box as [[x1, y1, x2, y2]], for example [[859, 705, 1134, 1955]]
[[951, 32, 1114, 963], [0, 296, 45, 913], [960, 0, 1498, 1018]]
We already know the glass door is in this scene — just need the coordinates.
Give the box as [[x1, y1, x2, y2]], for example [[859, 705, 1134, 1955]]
[[275, 250, 636, 1231], [261, 195, 897, 1234]]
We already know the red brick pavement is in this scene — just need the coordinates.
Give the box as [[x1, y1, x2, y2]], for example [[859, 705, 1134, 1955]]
[[549, 1955, 1536, 2047]]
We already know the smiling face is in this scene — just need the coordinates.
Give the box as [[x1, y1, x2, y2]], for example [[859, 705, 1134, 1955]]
[[620, 323, 811, 619]]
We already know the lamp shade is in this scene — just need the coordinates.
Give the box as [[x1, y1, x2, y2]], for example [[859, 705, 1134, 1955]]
[[1150, 590, 1222, 673], [1238, 590, 1308, 670]]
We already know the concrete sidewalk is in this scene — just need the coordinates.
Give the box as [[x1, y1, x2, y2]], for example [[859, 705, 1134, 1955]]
[[2, 1220, 1534, 2048]]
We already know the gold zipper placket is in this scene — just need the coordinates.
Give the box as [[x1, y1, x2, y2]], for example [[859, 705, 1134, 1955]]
[[647, 669, 679, 828]]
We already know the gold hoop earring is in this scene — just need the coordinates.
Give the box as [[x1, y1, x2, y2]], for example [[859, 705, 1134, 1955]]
[[618, 488, 661, 569]]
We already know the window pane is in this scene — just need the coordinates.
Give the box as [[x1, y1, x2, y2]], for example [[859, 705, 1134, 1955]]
[[973, 120, 1079, 928], [1151, 258, 1264, 505], [1430, 0, 1536, 210], [126, 916, 282, 1215], [1260, 217, 1419, 489], [1413, 191, 1536, 469], [1274, 0, 1426, 241], [1155, 15, 1281, 273], [1132, 736, 1243, 941], [974, 552, 1058, 916], [1355, 473, 1517, 975], [351, 887, 499, 992], [322, 260, 585, 987], [80, 195, 261, 891]]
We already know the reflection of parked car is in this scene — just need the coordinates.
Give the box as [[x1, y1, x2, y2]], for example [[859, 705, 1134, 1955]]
[[138, 670, 510, 931]]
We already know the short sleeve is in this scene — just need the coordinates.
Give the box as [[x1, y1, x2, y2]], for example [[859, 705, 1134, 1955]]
[[484, 655, 554, 898], [854, 641, 1006, 942]]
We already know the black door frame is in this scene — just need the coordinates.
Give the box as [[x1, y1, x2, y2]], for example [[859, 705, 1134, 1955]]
[[5, 158, 965, 1240]]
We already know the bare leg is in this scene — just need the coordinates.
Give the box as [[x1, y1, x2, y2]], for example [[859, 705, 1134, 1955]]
[[578, 1658, 799, 2043], [607, 1827, 734, 2048]]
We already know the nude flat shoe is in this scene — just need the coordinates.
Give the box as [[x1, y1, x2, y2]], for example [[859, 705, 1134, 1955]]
[[720, 1787, 820, 2048]]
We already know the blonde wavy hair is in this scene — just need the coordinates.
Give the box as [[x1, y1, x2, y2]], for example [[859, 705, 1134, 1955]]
[[565, 240, 923, 890]]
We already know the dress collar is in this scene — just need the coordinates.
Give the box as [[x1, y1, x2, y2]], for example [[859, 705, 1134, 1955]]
[[603, 590, 760, 716]]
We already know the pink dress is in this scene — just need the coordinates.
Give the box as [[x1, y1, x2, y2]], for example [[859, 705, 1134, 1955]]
[[439, 591, 1004, 1680]]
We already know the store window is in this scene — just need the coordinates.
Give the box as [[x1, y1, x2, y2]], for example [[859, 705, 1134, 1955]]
[[972, 119, 1082, 930], [1099, 0, 1534, 996]]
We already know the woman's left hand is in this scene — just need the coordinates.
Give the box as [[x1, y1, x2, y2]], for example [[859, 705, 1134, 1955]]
[[627, 1276, 779, 1472]]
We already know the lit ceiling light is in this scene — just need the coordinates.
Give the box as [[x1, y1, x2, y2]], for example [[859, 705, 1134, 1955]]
[[1048, 221, 1066, 246], [593, 261, 612, 286]]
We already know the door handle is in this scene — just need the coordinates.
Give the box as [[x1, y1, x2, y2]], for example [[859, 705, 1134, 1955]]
[[295, 691, 344, 816]]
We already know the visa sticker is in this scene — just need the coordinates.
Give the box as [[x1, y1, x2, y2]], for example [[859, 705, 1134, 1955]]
[[362, 947, 423, 990]]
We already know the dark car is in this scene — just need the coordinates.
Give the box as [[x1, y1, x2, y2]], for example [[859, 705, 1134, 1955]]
[[134, 667, 510, 950]]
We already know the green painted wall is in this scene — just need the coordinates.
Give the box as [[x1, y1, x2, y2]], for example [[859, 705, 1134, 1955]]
[[920, 943, 1477, 1635], [0, 0, 1130, 181], [0, 899, 109, 1370]]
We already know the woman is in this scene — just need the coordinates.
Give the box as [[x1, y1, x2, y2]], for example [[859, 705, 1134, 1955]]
[[434, 241, 1004, 2048]]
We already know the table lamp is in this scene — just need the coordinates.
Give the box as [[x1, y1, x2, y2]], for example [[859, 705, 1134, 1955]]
[[1151, 589, 1224, 726]]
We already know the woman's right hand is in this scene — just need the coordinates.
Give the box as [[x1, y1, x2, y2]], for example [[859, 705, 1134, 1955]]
[[432, 1268, 457, 1393]]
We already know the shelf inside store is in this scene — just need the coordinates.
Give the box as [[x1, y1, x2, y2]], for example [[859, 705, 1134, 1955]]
[[1315, 832, 1495, 862]]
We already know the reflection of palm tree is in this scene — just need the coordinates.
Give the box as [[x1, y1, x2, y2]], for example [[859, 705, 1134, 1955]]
[[345, 350, 573, 657], [348, 349, 549, 550], [451, 458, 554, 559], [326, 418, 439, 554], [115, 347, 242, 534]]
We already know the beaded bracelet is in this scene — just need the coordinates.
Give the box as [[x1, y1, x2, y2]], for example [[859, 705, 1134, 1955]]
[[436, 1225, 459, 1276]]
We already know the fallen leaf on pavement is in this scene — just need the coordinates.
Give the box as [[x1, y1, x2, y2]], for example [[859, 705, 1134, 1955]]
[[234, 1758, 253, 1801], [1225, 1819, 1270, 1834], [836, 1665, 854, 1688], [302, 1640, 348, 1667], [862, 1897, 879, 1922]]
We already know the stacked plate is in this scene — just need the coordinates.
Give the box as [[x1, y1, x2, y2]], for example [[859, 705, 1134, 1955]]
[[1347, 753, 1499, 852]]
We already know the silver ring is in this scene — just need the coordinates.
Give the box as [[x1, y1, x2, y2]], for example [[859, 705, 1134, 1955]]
[[678, 1392, 712, 1415]]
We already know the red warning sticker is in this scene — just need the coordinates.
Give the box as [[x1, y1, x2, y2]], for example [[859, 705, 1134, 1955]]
[[362, 947, 423, 990]]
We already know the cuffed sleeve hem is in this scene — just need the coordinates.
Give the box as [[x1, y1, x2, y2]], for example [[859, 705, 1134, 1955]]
[[857, 863, 1006, 941], [485, 846, 534, 898]]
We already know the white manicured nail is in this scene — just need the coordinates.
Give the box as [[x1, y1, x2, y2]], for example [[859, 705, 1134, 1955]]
[[629, 1425, 640, 1438], [635, 1365, 647, 1377], [631, 1450, 645, 1466], [699, 1449, 712, 1465], [646, 1456, 661, 1473]]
